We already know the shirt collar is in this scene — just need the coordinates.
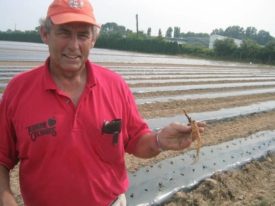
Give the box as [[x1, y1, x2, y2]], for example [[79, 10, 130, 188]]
[[85, 61, 96, 89], [42, 58, 96, 91], [43, 58, 58, 91]]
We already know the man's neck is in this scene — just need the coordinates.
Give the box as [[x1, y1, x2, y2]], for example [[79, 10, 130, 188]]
[[50, 66, 88, 106]]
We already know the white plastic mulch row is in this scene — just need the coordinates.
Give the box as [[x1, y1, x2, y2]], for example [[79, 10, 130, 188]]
[[126, 130, 275, 206]]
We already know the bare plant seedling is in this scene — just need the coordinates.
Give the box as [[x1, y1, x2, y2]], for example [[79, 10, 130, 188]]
[[183, 110, 202, 162]]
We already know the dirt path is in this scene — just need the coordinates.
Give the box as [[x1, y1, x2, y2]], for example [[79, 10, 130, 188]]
[[138, 93, 275, 119], [163, 153, 275, 206]]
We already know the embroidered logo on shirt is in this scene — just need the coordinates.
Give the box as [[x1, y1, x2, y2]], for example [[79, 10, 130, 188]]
[[27, 118, 57, 141], [68, 0, 84, 8]]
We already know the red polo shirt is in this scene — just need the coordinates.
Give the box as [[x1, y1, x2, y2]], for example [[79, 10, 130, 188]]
[[0, 59, 151, 206]]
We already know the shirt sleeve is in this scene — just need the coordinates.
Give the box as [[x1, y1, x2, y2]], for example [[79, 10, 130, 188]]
[[0, 92, 18, 170], [122, 83, 152, 154]]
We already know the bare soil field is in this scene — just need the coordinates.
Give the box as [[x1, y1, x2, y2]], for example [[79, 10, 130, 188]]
[[3, 62, 275, 206]]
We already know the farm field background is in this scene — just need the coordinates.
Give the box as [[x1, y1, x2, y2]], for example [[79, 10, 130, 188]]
[[0, 41, 275, 206]]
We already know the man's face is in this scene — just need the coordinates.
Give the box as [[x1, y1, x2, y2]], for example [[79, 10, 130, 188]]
[[42, 22, 95, 75]]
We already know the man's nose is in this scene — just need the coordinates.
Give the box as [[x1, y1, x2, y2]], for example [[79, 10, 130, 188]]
[[68, 35, 79, 50]]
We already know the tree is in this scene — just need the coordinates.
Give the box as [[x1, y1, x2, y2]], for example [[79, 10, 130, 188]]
[[173, 27, 181, 38], [256, 30, 273, 45], [158, 29, 163, 38], [245, 26, 257, 40], [263, 40, 275, 63], [35, 26, 40, 32], [213, 38, 238, 57], [211, 28, 224, 35], [165, 27, 173, 38], [224, 25, 245, 39], [239, 39, 260, 61], [100, 22, 127, 37], [147, 27, 152, 37]]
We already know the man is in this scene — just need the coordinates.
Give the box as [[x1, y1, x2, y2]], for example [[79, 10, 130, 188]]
[[0, 0, 206, 205]]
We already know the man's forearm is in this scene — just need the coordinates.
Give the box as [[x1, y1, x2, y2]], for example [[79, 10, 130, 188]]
[[133, 132, 161, 158], [0, 165, 18, 206]]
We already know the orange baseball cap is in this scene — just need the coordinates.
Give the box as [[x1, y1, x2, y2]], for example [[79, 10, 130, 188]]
[[47, 0, 100, 27]]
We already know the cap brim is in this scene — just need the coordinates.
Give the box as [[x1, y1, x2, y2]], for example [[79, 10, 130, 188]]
[[50, 13, 100, 28]]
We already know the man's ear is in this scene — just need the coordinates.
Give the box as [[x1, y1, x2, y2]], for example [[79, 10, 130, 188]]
[[40, 26, 49, 45], [90, 39, 96, 48], [90, 28, 100, 48]]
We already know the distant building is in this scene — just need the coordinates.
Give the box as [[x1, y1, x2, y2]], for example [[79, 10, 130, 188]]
[[209, 34, 242, 49], [164, 37, 186, 45]]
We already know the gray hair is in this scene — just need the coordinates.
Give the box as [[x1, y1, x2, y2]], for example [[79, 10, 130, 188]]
[[39, 18, 100, 41]]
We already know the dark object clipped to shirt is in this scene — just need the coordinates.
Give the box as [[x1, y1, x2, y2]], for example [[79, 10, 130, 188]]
[[102, 119, 122, 144]]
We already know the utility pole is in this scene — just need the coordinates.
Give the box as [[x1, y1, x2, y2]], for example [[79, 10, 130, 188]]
[[136, 14, 139, 37]]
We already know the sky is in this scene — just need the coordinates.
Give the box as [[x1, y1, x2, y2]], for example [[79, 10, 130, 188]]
[[1, 0, 275, 37]]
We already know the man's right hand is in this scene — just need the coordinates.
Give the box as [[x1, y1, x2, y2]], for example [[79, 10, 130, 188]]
[[1, 191, 18, 206]]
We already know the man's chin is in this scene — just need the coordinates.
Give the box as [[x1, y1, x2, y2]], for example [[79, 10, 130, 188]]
[[59, 63, 82, 71]]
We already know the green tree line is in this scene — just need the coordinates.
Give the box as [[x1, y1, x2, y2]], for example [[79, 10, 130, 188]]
[[212, 25, 273, 45], [213, 38, 275, 64], [0, 23, 275, 65], [0, 29, 41, 43]]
